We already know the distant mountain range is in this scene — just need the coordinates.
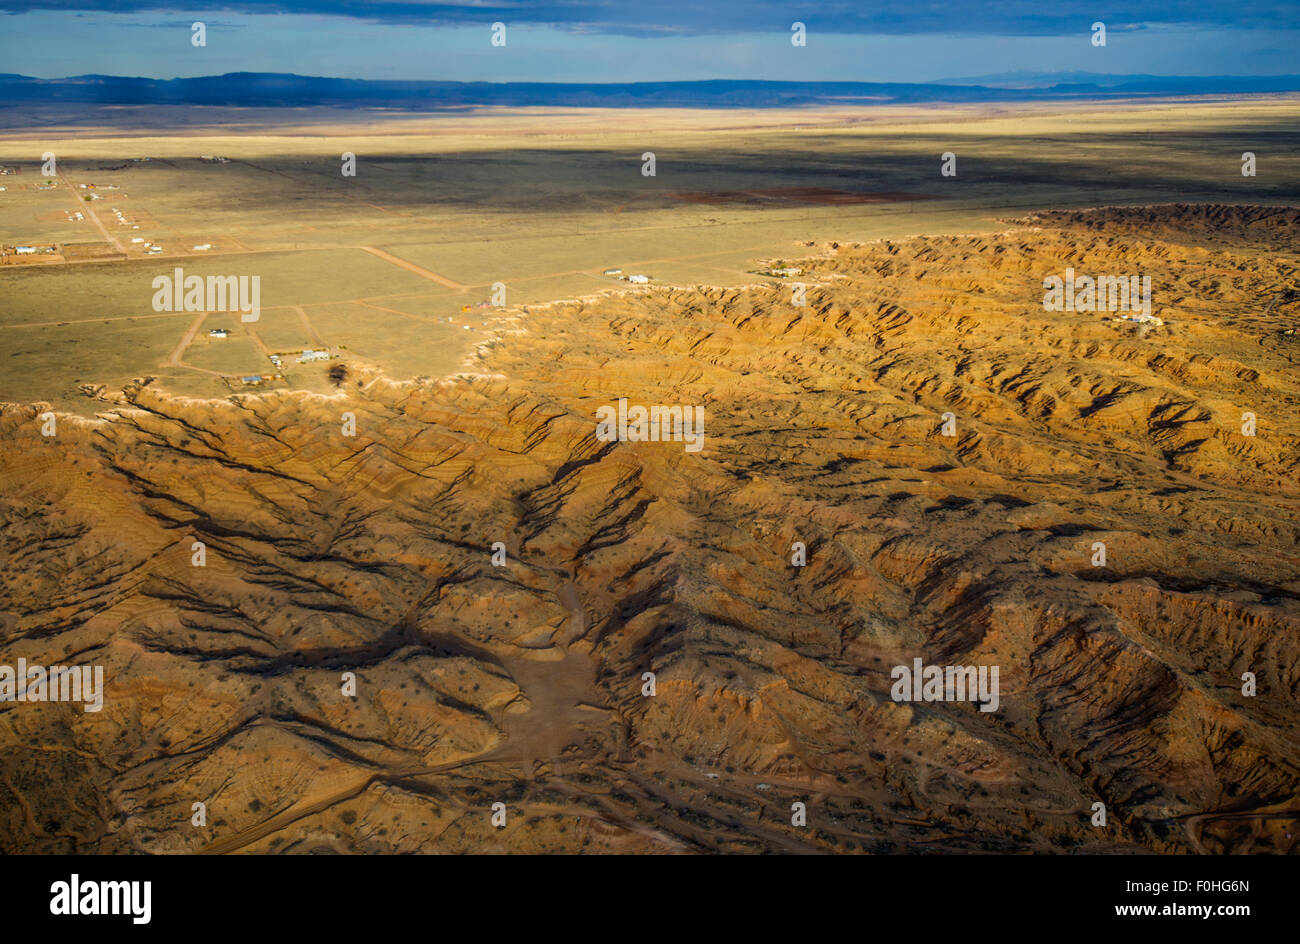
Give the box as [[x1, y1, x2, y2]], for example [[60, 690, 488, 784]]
[[2, 73, 1298, 109], [931, 70, 1300, 90]]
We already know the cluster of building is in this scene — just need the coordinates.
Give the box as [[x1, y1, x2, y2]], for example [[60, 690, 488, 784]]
[[123, 211, 162, 252], [111, 207, 140, 231], [604, 268, 651, 284], [213, 345, 334, 387], [114, 198, 209, 255], [199, 155, 231, 163], [130, 232, 168, 254]]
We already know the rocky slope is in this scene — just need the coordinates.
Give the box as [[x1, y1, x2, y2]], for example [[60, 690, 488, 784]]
[[1, 203, 1298, 853]]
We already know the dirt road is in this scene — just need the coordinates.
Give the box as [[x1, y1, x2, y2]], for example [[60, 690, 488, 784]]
[[359, 245, 466, 290]]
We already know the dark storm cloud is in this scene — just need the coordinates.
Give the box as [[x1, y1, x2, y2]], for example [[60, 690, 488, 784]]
[[2, 1, 1297, 35]]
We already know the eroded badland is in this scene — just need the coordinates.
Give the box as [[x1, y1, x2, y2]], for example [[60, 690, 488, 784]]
[[1, 101, 1298, 853]]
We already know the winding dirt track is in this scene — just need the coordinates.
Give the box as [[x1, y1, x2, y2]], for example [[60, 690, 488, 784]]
[[197, 754, 500, 855]]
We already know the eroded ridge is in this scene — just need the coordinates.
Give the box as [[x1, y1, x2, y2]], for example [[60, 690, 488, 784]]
[[2, 204, 1298, 854]]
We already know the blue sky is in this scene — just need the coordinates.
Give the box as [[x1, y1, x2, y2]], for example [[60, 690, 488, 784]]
[[1, 2, 1297, 82]]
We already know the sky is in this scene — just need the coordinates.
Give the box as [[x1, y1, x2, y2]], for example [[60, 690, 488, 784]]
[[1, 2, 1297, 83]]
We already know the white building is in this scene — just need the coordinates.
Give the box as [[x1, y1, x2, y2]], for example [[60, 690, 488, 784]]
[[628, 274, 650, 284]]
